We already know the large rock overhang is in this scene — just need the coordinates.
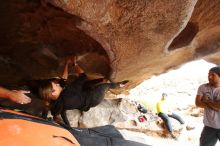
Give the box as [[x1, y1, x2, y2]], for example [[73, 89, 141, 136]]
[[0, 0, 220, 89]]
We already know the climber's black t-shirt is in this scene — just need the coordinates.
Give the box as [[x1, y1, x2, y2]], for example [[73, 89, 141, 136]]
[[50, 73, 90, 116]]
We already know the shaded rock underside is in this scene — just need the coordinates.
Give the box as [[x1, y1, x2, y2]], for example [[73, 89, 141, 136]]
[[0, 0, 220, 90]]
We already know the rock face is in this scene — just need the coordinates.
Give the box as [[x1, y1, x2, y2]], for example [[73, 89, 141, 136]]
[[0, 0, 220, 88], [66, 98, 161, 130], [66, 98, 185, 140]]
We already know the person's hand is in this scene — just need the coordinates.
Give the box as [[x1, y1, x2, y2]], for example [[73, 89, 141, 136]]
[[65, 56, 77, 66], [65, 57, 73, 65], [8, 90, 31, 104], [201, 95, 210, 103], [73, 56, 78, 66]]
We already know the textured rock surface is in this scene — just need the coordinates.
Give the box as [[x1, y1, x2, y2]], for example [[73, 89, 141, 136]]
[[0, 0, 220, 89], [66, 98, 161, 130]]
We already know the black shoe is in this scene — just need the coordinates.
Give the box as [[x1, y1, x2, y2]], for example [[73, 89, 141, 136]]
[[186, 125, 195, 130], [137, 104, 147, 114]]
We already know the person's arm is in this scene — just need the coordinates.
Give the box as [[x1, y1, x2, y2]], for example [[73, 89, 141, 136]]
[[203, 100, 220, 110], [73, 64, 85, 76], [62, 56, 85, 79], [195, 95, 208, 108], [62, 57, 72, 80], [73, 56, 84, 76], [195, 85, 211, 108], [195, 95, 219, 110], [0, 87, 31, 104]]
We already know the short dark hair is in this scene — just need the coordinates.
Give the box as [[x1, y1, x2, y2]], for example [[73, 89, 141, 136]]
[[210, 66, 220, 77]]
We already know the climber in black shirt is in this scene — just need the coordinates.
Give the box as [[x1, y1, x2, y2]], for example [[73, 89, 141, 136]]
[[39, 56, 129, 126]]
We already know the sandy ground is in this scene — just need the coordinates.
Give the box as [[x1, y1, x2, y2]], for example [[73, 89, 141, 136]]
[[123, 60, 220, 146], [120, 114, 220, 146]]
